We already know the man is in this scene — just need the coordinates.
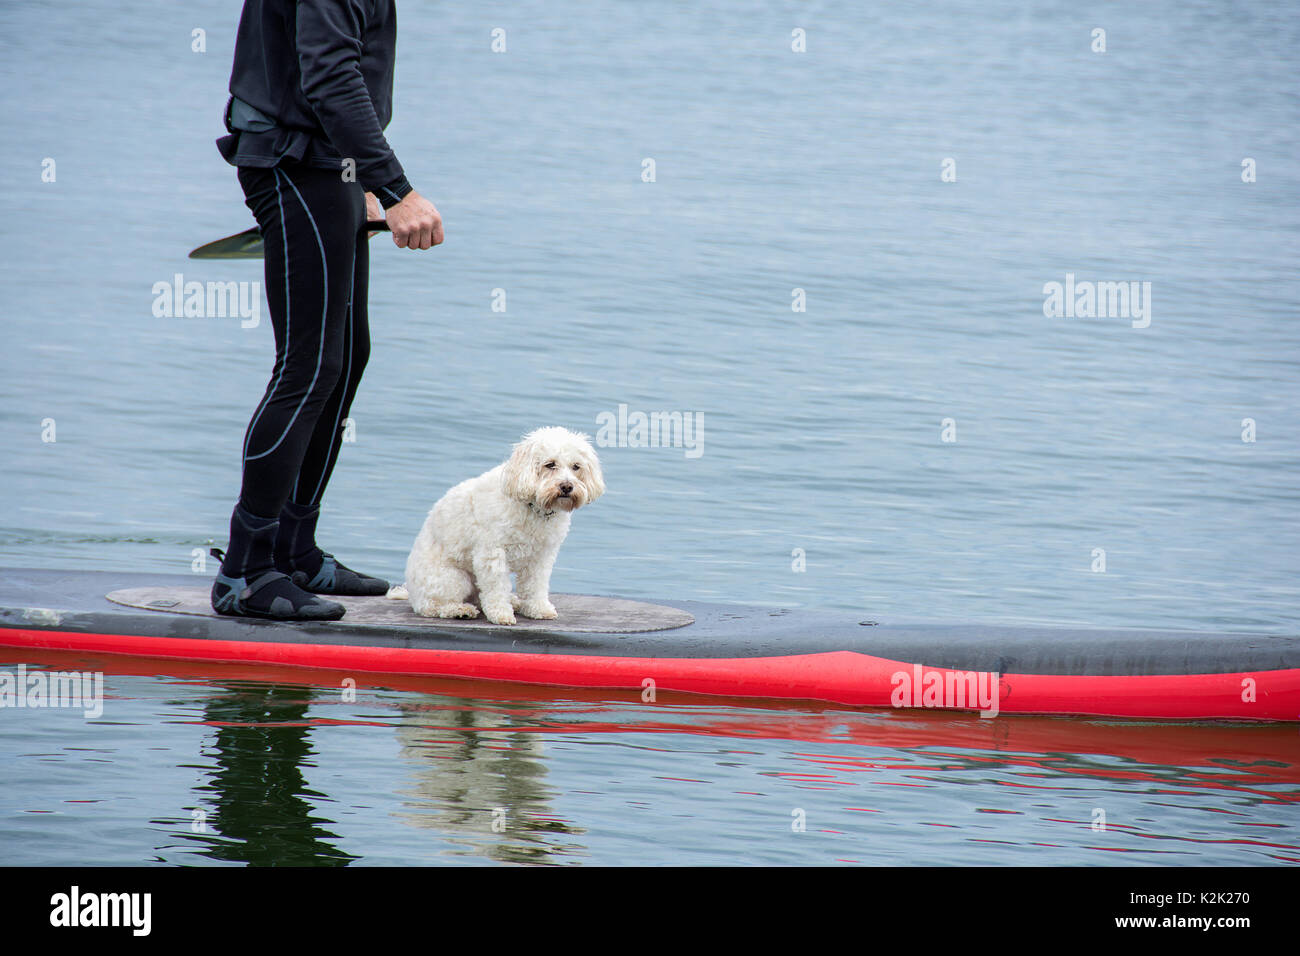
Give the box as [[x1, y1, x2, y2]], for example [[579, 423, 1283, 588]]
[[211, 0, 442, 620]]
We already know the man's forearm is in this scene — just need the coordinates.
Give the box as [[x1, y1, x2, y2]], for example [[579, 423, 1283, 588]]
[[372, 176, 413, 209], [295, 0, 408, 196]]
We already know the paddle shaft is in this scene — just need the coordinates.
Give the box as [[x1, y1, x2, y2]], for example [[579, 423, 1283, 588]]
[[232, 219, 390, 239], [189, 220, 391, 259]]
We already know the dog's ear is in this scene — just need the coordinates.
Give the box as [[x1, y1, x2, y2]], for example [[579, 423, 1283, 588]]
[[501, 433, 537, 502], [576, 435, 605, 503]]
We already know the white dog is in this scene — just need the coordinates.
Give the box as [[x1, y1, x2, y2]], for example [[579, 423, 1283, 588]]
[[391, 427, 604, 625]]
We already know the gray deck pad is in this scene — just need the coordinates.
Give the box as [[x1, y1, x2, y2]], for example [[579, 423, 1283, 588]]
[[106, 586, 694, 634]]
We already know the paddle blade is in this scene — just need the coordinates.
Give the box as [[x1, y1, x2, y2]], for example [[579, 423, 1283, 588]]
[[188, 226, 265, 259], [188, 221, 391, 259]]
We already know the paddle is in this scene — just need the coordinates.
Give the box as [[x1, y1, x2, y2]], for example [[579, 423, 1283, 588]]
[[189, 220, 391, 259]]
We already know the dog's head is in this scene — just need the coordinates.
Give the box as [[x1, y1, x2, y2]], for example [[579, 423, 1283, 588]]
[[501, 427, 605, 513]]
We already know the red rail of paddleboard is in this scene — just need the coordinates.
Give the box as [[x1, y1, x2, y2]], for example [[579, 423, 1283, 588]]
[[3, 627, 1298, 721]]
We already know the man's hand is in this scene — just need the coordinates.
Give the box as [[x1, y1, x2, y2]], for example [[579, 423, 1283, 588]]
[[364, 192, 383, 238], [385, 190, 444, 250]]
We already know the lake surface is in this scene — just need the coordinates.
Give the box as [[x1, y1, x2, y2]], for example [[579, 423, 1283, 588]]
[[1, 0, 1297, 865]]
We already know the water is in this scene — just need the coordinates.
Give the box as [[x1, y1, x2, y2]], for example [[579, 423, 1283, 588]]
[[1, 1, 1297, 865], [3, 654, 1297, 866]]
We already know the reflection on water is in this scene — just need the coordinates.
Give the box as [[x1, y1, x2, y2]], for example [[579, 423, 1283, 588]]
[[391, 701, 585, 865], [182, 683, 357, 866], [5, 653, 1288, 866]]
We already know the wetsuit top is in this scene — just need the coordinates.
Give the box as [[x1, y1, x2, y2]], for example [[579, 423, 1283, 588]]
[[216, 0, 413, 208]]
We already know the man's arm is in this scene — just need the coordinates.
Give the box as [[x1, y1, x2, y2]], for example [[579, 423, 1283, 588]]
[[296, 0, 443, 248], [296, 0, 409, 201]]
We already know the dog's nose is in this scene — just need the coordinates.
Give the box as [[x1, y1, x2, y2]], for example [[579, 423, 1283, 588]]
[[559, 482, 573, 495]]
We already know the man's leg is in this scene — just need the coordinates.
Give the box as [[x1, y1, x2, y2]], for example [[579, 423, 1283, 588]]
[[211, 162, 364, 619], [273, 229, 388, 595]]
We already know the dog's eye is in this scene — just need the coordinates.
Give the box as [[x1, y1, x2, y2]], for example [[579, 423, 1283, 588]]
[[572, 463, 581, 471], [544, 461, 556, 469]]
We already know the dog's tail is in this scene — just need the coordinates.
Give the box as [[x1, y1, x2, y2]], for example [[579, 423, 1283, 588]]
[[385, 584, 409, 601]]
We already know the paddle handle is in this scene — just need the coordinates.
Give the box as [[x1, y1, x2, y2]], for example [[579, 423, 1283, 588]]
[[364, 220, 391, 233]]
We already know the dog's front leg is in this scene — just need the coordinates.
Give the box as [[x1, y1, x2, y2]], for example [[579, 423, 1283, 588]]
[[515, 543, 560, 620], [472, 547, 517, 625]]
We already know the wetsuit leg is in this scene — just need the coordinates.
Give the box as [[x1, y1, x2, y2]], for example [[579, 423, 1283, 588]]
[[211, 161, 365, 618], [271, 229, 388, 596], [289, 223, 370, 511], [236, 161, 365, 516]]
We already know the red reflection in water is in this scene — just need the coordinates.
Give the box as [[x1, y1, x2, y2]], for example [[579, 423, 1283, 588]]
[[10, 648, 1300, 800]]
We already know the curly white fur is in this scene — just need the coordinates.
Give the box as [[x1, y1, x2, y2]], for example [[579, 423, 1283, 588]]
[[391, 427, 604, 625]]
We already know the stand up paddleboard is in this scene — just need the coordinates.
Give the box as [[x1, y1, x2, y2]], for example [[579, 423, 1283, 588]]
[[1, 569, 1298, 721]]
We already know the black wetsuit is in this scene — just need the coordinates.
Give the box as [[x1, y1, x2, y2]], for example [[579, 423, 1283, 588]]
[[218, 0, 412, 203], [212, 0, 411, 617]]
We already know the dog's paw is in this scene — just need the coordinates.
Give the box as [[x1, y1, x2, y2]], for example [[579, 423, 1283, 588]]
[[518, 600, 557, 620], [432, 603, 480, 619], [482, 602, 516, 625], [510, 593, 521, 611]]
